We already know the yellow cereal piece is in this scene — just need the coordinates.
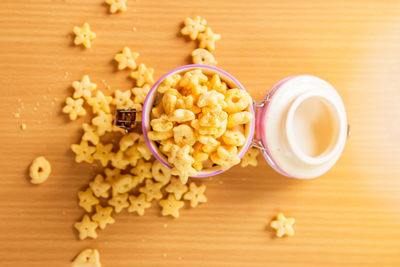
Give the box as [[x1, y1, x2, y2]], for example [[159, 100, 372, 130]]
[[88, 91, 113, 114], [62, 97, 86, 120], [171, 165, 197, 185], [201, 144, 218, 154], [198, 109, 227, 128], [183, 182, 207, 207], [139, 179, 163, 201], [159, 194, 184, 218], [151, 160, 171, 185], [192, 143, 209, 171], [112, 174, 136, 195], [132, 84, 150, 104], [21, 123, 27, 130], [192, 48, 217, 66], [152, 102, 164, 118], [157, 74, 181, 94], [227, 111, 253, 128], [148, 130, 174, 141], [181, 16, 207, 40], [71, 248, 101, 267], [165, 177, 188, 200], [108, 193, 129, 213], [119, 132, 140, 151], [93, 142, 113, 167], [74, 214, 98, 240], [105, 0, 127, 13], [137, 135, 153, 160], [130, 159, 152, 182], [222, 129, 246, 146], [198, 135, 219, 147], [162, 93, 177, 115], [71, 141, 96, 164], [110, 150, 130, 170], [208, 74, 227, 94], [73, 22, 96, 48], [168, 145, 197, 183], [114, 46, 139, 70], [270, 213, 295, 238], [210, 145, 240, 170], [92, 205, 115, 230], [29, 156, 51, 184], [92, 111, 113, 136], [112, 89, 134, 109], [125, 145, 142, 166], [159, 138, 175, 156], [197, 90, 226, 108], [224, 88, 252, 114], [241, 147, 260, 167], [214, 119, 227, 138], [89, 174, 111, 198], [128, 193, 151, 216], [82, 123, 100, 145], [104, 167, 121, 183], [198, 27, 221, 51], [173, 124, 196, 146], [78, 188, 99, 213], [168, 109, 195, 123], [130, 63, 154, 87], [72, 75, 97, 100], [150, 115, 173, 132], [179, 69, 208, 95]]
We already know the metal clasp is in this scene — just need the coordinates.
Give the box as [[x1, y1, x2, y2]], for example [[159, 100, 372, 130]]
[[253, 93, 271, 108], [114, 108, 139, 134]]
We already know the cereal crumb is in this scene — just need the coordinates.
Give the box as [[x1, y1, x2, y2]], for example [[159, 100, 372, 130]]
[[17, 98, 21, 103], [33, 107, 38, 111], [178, 256, 182, 260], [14, 113, 20, 118], [21, 123, 27, 130], [132, 27, 137, 32], [218, 180, 223, 184], [61, 210, 66, 215], [163, 223, 168, 228], [162, 253, 167, 257]]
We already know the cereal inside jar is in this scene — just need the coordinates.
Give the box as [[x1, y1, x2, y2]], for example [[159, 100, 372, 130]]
[[146, 67, 254, 184]]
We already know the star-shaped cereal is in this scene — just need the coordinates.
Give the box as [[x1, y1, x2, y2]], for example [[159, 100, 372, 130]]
[[132, 84, 150, 104], [119, 132, 140, 151], [112, 89, 134, 109], [157, 74, 181, 94], [93, 142, 113, 167], [74, 214, 98, 240], [179, 69, 208, 95], [130, 159, 152, 183], [241, 147, 260, 167], [159, 194, 184, 218], [192, 48, 217, 66], [89, 174, 111, 198], [110, 150, 130, 170], [125, 145, 142, 167], [71, 141, 96, 163], [270, 213, 295, 238], [72, 75, 97, 99], [88, 91, 113, 114], [91, 205, 115, 229], [139, 179, 163, 201], [151, 160, 171, 185], [210, 145, 240, 170], [105, 0, 127, 14], [183, 182, 207, 207], [62, 97, 86, 120], [128, 193, 151, 216], [81, 123, 99, 145], [92, 111, 113, 136], [104, 167, 121, 183], [72, 248, 101, 267], [112, 174, 136, 195], [165, 177, 188, 200], [108, 193, 129, 213], [181, 16, 207, 40], [114, 46, 139, 70], [130, 63, 154, 87], [137, 135, 153, 160], [198, 27, 221, 51], [209, 74, 227, 94], [73, 22, 96, 49], [78, 188, 99, 213]]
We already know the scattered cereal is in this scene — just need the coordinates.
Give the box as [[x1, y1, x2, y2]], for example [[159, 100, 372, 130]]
[[62, 97, 86, 120], [88, 91, 113, 115], [241, 147, 259, 167], [73, 22, 96, 48], [89, 174, 111, 198], [183, 182, 207, 207], [92, 205, 115, 229], [114, 46, 139, 70], [159, 194, 184, 218], [270, 213, 295, 238], [128, 193, 151, 216], [21, 123, 27, 130], [198, 28, 221, 51], [78, 188, 100, 213], [181, 16, 207, 40], [105, 0, 128, 14], [71, 141, 96, 164], [72, 75, 97, 99], [108, 193, 129, 213], [130, 63, 154, 87], [72, 248, 101, 267], [82, 123, 100, 145], [139, 179, 163, 201], [165, 177, 188, 200], [192, 48, 217, 66], [74, 214, 98, 240], [29, 156, 51, 184], [93, 142, 113, 167]]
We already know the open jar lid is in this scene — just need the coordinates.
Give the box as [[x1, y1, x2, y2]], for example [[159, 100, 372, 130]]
[[254, 75, 348, 179]]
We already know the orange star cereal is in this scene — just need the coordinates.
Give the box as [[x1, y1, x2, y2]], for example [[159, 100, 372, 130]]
[[165, 177, 188, 200], [114, 46, 139, 70], [181, 16, 207, 40], [159, 194, 184, 218], [105, 0, 128, 14], [62, 97, 86, 120], [128, 193, 151, 216], [71, 141, 96, 164], [74, 214, 98, 240], [183, 182, 207, 207], [270, 213, 295, 238], [78, 188, 100, 213], [108, 193, 129, 213], [139, 179, 163, 201], [92, 205, 115, 229], [72, 75, 97, 100], [73, 22, 96, 48]]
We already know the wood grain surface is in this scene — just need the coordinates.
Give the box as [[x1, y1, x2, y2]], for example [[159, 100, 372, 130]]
[[1, 0, 400, 266]]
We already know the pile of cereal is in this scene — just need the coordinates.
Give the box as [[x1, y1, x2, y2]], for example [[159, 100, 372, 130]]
[[148, 69, 254, 183]]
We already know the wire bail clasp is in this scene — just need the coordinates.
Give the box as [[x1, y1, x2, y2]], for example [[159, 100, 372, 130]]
[[114, 108, 139, 134]]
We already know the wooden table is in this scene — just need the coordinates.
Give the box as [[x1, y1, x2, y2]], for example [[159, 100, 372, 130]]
[[1, 1, 400, 266]]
